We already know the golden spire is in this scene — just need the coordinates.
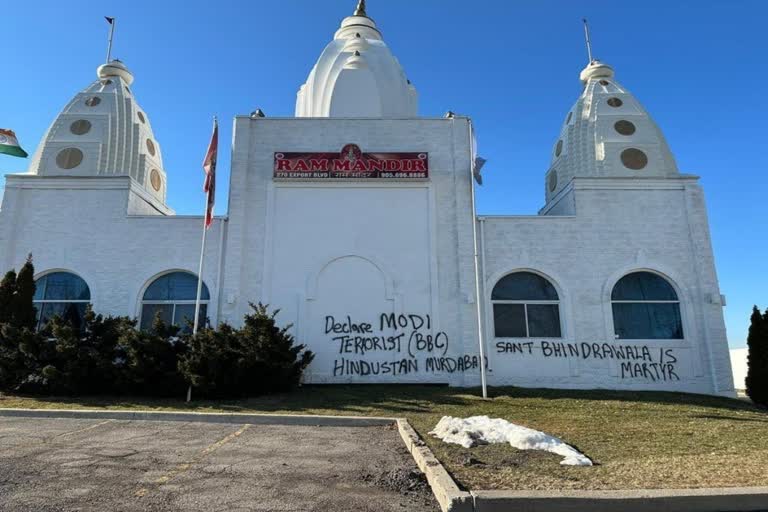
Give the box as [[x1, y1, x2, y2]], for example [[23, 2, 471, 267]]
[[353, 0, 367, 17]]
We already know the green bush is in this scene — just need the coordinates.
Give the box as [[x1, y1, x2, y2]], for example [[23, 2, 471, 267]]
[[0, 256, 40, 391], [0, 323, 38, 391], [118, 314, 188, 397], [179, 303, 314, 398], [0, 255, 37, 330], [18, 307, 133, 395], [746, 306, 768, 406]]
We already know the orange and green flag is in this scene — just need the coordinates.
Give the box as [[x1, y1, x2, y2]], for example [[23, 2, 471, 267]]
[[0, 129, 28, 158]]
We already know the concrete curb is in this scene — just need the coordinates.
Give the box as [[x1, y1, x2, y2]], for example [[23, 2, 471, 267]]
[[396, 419, 473, 512], [393, 418, 768, 512], [0, 408, 396, 427], [471, 488, 768, 512]]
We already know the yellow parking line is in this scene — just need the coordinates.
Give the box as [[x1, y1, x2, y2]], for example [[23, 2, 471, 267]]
[[55, 419, 115, 439], [135, 423, 251, 498], [1, 419, 115, 453]]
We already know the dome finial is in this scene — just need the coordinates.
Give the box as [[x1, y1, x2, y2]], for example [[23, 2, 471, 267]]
[[582, 18, 594, 64], [578, 19, 614, 83], [353, 0, 367, 17]]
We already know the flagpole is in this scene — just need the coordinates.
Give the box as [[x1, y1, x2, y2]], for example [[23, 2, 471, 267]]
[[468, 119, 488, 399], [106, 17, 115, 63], [188, 116, 217, 403], [192, 218, 208, 337]]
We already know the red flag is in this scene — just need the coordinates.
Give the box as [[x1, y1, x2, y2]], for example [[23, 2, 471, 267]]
[[202, 118, 218, 228]]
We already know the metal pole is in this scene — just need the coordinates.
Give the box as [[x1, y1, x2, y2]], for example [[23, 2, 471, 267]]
[[193, 116, 217, 337], [193, 219, 208, 336], [187, 215, 208, 404], [189, 116, 216, 403], [582, 18, 594, 64], [106, 18, 115, 63], [468, 119, 488, 399]]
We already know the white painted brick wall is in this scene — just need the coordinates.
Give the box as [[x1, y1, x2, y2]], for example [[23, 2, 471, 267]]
[[0, 119, 734, 396], [480, 177, 735, 396]]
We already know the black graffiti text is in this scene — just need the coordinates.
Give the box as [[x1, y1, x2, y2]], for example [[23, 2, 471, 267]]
[[325, 316, 374, 335], [620, 361, 680, 382], [334, 333, 405, 355], [333, 358, 418, 377], [424, 355, 488, 373], [379, 313, 431, 331]]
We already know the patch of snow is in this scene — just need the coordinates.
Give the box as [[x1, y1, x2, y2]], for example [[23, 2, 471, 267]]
[[429, 415, 592, 467]]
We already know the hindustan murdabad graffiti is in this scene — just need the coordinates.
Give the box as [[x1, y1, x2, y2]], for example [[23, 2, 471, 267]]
[[327, 313, 485, 377]]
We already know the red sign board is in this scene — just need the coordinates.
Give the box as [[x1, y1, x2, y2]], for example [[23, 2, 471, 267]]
[[274, 144, 428, 180]]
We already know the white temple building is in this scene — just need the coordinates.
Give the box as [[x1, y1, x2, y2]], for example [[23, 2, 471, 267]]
[[0, 1, 735, 396]]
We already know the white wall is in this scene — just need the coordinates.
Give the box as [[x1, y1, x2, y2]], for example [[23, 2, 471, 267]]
[[480, 177, 735, 396], [0, 176, 225, 325], [730, 348, 747, 391], [224, 116, 482, 385], [0, 116, 734, 396]]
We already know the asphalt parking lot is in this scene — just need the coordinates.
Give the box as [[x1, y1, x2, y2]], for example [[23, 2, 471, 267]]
[[0, 417, 439, 511]]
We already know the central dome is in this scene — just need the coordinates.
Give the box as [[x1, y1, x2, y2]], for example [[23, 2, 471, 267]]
[[295, 1, 417, 118]]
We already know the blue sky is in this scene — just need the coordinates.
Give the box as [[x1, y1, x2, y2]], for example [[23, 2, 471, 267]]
[[1, 1, 766, 347]]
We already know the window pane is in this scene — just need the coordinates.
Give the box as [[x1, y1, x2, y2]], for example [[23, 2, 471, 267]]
[[143, 272, 209, 301], [37, 302, 87, 330], [35, 272, 90, 300], [173, 304, 207, 334], [611, 272, 678, 301], [493, 304, 527, 337], [33, 279, 45, 301], [613, 303, 683, 339], [492, 272, 558, 301], [527, 304, 562, 337], [140, 304, 173, 331], [37, 302, 59, 330]]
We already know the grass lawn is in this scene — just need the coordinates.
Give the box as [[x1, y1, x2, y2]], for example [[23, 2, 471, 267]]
[[1, 385, 766, 491]]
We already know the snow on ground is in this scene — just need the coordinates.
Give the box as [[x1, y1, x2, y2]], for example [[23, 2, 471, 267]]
[[730, 348, 748, 391], [429, 416, 592, 466]]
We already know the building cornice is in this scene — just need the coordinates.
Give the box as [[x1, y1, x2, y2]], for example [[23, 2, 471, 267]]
[[3, 174, 175, 216]]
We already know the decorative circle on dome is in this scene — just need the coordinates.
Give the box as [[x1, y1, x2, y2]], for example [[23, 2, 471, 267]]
[[614, 120, 636, 136], [146, 139, 156, 156], [56, 148, 84, 170], [150, 169, 162, 191], [621, 148, 648, 170], [566, 112, 573, 124], [599, 80, 610, 86], [555, 140, 563, 157], [70, 120, 92, 135], [607, 97, 623, 108], [137, 111, 146, 123], [548, 170, 558, 192], [85, 96, 101, 107]]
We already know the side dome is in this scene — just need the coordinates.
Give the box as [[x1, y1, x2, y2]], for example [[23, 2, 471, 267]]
[[545, 60, 679, 203], [26, 60, 168, 205], [295, 1, 417, 118]]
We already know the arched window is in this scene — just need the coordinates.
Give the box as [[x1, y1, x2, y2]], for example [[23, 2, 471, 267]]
[[33, 272, 91, 330], [611, 271, 683, 340], [140, 272, 209, 333], [492, 272, 561, 338]]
